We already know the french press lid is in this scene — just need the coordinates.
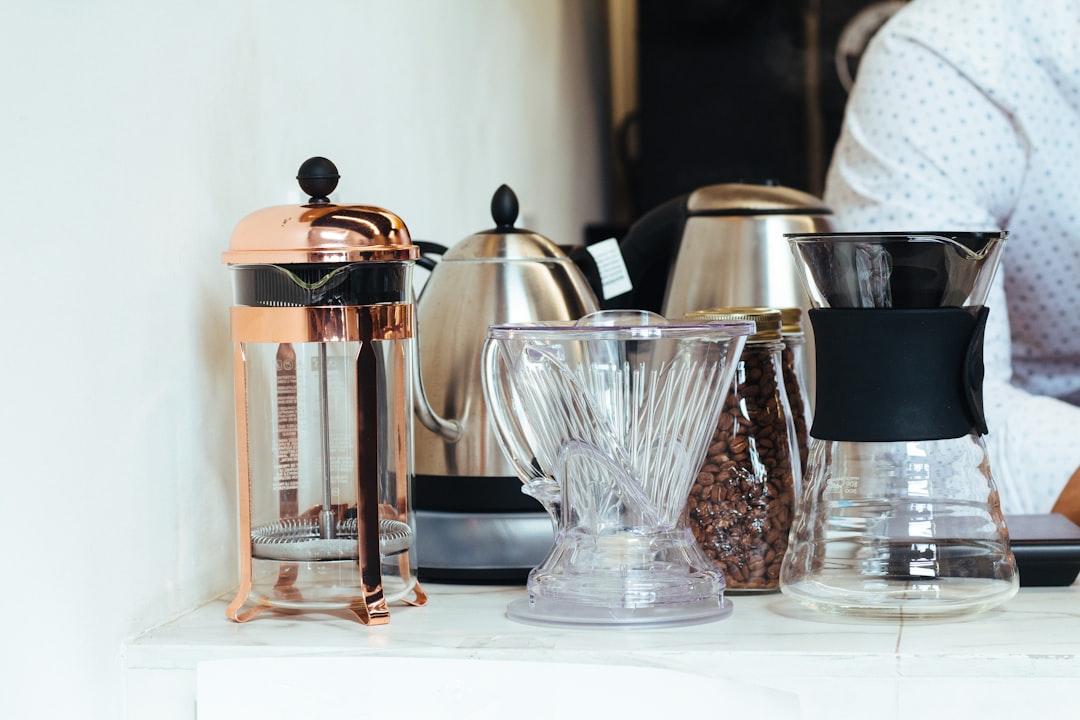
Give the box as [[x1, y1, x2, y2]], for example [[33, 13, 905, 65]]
[[222, 157, 418, 266], [223, 157, 418, 307]]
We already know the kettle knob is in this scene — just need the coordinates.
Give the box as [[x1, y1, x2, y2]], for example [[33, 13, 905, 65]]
[[297, 156, 340, 204], [491, 184, 520, 229]]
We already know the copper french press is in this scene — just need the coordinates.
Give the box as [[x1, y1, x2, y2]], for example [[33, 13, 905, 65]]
[[222, 157, 429, 625]]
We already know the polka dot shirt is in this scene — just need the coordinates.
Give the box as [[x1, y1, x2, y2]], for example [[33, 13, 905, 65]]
[[824, 0, 1080, 514]]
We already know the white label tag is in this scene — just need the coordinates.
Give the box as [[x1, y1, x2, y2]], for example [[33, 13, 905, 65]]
[[585, 237, 633, 300]]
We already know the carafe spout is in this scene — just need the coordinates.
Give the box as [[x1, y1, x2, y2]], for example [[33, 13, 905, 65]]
[[412, 355, 463, 442]]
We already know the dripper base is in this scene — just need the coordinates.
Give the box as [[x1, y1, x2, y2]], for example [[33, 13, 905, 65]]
[[506, 527, 732, 627], [507, 595, 733, 628]]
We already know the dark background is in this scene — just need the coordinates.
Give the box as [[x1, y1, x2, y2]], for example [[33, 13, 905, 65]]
[[628, 0, 901, 218]]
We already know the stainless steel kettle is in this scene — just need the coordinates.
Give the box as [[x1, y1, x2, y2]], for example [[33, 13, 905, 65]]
[[665, 183, 837, 316], [414, 185, 599, 583], [609, 181, 837, 317]]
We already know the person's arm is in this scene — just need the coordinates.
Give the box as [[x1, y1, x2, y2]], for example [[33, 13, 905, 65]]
[[823, 15, 1080, 514], [1051, 469, 1080, 525]]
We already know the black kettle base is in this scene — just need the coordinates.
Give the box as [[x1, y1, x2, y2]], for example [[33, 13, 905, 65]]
[[412, 475, 555, 585], [412, 508, 554, 587], [418, 567, 531, 585]]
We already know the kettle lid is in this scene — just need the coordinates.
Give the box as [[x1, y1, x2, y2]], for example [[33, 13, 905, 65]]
[[443, 185, 570, 261], [223, 157, 417, 265], [686, 181, 832, 216]]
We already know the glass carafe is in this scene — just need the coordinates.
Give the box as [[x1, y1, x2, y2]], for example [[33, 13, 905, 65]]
[[780, 232, 1018, 619], [482, 311, 753, 626]]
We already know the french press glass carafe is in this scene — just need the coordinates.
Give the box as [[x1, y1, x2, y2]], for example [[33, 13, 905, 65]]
[[781, 231, 1018, 619], [222, 158, 426, 625]]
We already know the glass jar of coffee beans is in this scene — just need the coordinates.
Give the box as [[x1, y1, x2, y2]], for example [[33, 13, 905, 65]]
[[684, 307, 801, 592]]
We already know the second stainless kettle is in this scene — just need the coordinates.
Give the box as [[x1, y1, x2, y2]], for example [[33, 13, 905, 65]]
[[607, 181, 837, 317]]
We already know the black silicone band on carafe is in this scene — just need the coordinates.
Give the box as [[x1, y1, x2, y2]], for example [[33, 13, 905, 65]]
[[809, 307, 989, 441]]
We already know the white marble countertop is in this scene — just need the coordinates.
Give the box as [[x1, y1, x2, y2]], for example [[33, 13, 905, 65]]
[[124, 582, 1080, 720]]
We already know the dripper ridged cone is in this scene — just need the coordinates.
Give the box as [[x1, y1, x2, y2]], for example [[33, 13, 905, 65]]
[[482, 311, 754, 626]]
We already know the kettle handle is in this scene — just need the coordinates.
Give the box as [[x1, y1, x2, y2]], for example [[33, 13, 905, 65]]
[[414, 240, 449, 273], [606, 193, 689, 313]]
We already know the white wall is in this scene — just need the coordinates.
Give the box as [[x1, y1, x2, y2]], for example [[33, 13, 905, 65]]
[[0, 2, 607, 717]]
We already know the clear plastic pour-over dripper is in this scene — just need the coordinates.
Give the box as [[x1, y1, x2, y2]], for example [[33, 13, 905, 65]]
[[482, 310, 753, 627], [781, 232, 1018, 619]]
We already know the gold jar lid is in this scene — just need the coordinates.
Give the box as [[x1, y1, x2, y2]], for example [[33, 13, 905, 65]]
[[779, 307, 804, 335], [222, 157, 418, 265], [686, 306, 782, 342]]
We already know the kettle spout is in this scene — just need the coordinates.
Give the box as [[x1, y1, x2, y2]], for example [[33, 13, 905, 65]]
[[413, 351, 463, 442], [410, 281, 464, 442], [414, 397, 463, 442]]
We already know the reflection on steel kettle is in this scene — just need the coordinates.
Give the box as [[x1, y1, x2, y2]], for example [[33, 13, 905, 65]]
[[413, 185, 600, 583]]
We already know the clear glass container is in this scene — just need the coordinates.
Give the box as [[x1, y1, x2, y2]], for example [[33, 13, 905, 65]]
[[684, 308, 801, 593], [780, 232, 1018, 619], [482, 310, 753, 626]]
